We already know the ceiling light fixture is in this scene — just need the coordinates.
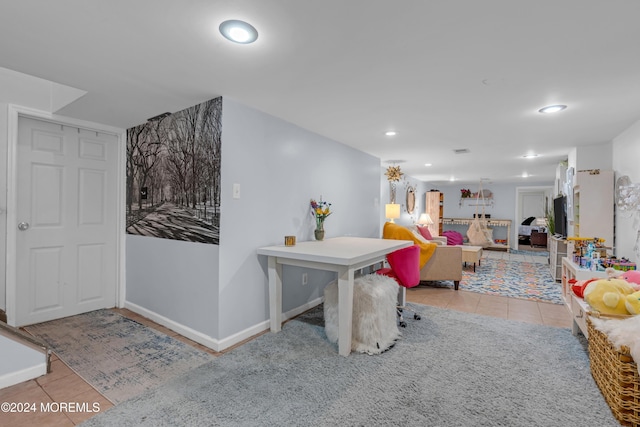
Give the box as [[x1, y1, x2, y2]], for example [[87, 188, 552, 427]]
[[219, 20, 258, 44], [538, 104, 567, 114], [385, 131, 397, 136], [522, 154, 539, 159], [424, 163, 432, 167]]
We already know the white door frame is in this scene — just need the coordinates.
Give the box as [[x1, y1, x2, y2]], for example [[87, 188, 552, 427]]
[[5, 104, 126, 326], [513, 185, 553, 249]]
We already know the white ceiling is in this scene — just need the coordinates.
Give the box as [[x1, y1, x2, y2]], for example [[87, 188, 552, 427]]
[[2, 0, 640, 184]]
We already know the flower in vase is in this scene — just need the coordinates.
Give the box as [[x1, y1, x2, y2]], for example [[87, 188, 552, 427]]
[[310, 198, 332, 230]]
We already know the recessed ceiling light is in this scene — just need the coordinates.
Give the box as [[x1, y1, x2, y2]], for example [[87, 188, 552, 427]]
[[385, 131, 397, 136], [424, 163, 432, 167], [522, 154, 539, 159], [219, 20, 258, 44], [522, 172, 529, 178], [538, 104, 567, 114]]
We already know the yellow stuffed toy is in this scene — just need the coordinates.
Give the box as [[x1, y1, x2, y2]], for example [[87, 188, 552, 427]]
[[625, 291, 640, 315], [583, 277, 636, 316]]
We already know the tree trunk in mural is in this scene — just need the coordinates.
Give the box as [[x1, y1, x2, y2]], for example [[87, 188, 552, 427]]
[[125, 97, 222, 244]]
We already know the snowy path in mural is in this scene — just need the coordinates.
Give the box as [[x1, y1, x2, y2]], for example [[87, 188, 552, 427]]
[[127, 202, 219, 244]]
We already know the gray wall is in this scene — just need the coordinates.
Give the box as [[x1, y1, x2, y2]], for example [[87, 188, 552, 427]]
[[379, 170, 427, 228], [125, 236, 220, 337], [218, 98, 381, 339]]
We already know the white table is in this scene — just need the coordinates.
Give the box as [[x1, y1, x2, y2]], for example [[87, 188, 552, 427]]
[[257, 236, 412, 356]]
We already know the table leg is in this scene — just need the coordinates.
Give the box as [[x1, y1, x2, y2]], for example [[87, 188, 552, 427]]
[[397, 286, 406, 307], [267, 257, 283, 332], [337, 267, 355, 356]]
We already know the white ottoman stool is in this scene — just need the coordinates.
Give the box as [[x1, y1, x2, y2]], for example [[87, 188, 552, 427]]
[[461, 245, 483, 272], [324, 274, 401, 355]]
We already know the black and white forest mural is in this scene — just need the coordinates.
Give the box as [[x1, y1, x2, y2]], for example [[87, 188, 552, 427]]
[[126, 97, 222, 245]]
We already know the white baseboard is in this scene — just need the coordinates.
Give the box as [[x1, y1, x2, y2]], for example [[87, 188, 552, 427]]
[[284, 297, 324, 323], [124, 301, 221, 351], [216, 296, 324, 350], [0, 364, 47, 390], [124, 297, 324, 353]]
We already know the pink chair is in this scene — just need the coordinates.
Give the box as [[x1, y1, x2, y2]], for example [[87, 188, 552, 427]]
[[376, 244, 422, 327]]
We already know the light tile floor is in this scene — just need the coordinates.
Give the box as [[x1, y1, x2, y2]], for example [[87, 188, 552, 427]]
[[0, 249, 571, 426], [407, 249, 571, 328]]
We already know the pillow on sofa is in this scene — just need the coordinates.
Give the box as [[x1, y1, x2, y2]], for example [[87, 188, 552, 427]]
[[410, 230, 430, 244], [409, 227, 443, 245], [417, 225, 433, 240], [442, 230, 464, 246]]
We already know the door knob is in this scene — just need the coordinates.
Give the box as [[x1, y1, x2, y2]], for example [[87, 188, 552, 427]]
[[18, 222, 30, 231]]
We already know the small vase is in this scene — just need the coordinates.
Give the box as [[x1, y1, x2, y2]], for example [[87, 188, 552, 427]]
[[314, 228, 325, 241]]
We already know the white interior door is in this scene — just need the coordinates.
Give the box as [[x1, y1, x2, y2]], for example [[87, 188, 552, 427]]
[[14, 117, 118, 326]]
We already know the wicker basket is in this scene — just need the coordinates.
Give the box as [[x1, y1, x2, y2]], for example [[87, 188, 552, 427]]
[[587, 318, 640, 426]]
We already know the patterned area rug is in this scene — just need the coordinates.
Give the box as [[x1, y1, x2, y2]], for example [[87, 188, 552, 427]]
[[25, 309, 214, 404], [458, 258, 562, 304]]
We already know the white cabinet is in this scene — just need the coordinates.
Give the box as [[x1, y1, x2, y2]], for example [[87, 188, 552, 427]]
[[549, 235, 567, 282], [572, 170, 614, 252]]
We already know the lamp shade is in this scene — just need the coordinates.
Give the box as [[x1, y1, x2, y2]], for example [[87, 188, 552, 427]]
[[418, 213, 434, 226], [385, 204, 401, 222]]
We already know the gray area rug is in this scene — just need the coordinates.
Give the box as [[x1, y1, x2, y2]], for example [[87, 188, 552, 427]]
[[81, 304, 619, 427], [26, 309, 214, 404]]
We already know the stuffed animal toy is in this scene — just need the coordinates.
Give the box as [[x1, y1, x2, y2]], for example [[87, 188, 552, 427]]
[[570, 278, 599, 298], [626, 291, 640, 315], [605, 267, 640, 291], [583, 277, 636, 316], [621, 270, 640, 290]]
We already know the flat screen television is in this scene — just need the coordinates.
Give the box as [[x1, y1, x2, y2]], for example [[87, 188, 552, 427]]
[[553, 195, 567, 238]]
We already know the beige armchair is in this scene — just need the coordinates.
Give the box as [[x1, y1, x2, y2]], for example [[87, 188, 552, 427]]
[[382, 222, 463, 290]]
